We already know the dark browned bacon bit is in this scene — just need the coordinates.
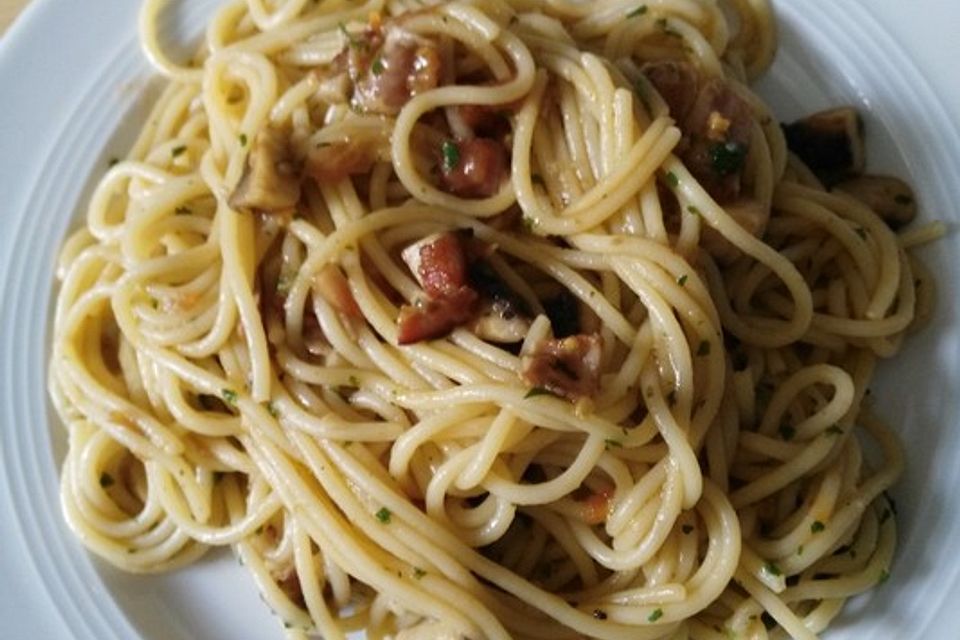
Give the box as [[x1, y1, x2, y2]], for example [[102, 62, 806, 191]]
[[642, 62, 755, 204], [327, 19, 441, 116], [521, 333, 603, 402], [397, 231, 530, 345], [398, 232, 478, 344], [438, 138, 508, 198]]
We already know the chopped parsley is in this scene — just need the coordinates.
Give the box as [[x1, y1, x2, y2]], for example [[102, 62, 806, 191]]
[[677, 274, 688, 286], [238, 133, 247, 146], [171, 145, 187, 158], [811, 520, 826, 534], [348, 375, 360, 387], [375, 507, 392, 524], [797, 545, 804, 556], [709, 141, 747, 176], [855, 226, 868, 240], [697, 340, 711, 356], [604, 439, 624, 449], [778, 423, 796, 441], [524, 387, 556, 399], [664, 171, 680, 188], [686, 205, 701, 217], [263, 401, 280, 418], [413, 567, 427, 579], [648, 608, 664, 623], [878, 569, 890, 585], [221, 388, 238, 406], [99, 472, 114, 488], [763, 561, 782, 577], [107, 157, 120, 167], [441, 140, 460, 172], [371, 56, 384, 76], [627, 5, 648, 17]]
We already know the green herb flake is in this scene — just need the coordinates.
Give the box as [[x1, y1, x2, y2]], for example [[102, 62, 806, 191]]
[[108, 157, 120, 167], [686, 205, 701, 217], [264, 401, 280, 418], [677, 274, 688, 286], [763, 561, 782, 577], [524, 387, 555, 399], [709, 142, 747, 176], [626, 5, 648, 17], [441, 140, 461, 172], [682, 524, 694, 535], [604, 439, 624, 449], [413, 567, 427, 579], [171, 145, 187, 158], [276, 273, 293, 294], [697, 340, 711, 356], [371, 56, 384, 76], [811, 520, 826, 534], [99, 472, 114, 488], [855, 226, 868, 240], [375, 507, 392, 524], [348, 375, 360, 387], [221, 388, 239, 406], [664, 171, 680, 189], [878, 569, 890, 585], [778, 423, 796, 441], [797, 544, 804, 556], [239, 133, 248, 147], [648, 608, 664, 623]]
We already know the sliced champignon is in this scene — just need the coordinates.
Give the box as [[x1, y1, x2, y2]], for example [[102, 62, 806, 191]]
[[782, 107, 865, 187], [438, 137, 508, 198], [312, 264, 362, 318], [521, 333, 603, 402], [641, 60, 700, 122], [228, 127, 301, 215], [681, 79, 755, 204], [833, 174, 917, 229], [352, 25, 441, 115], [700, 198, 770, 264]]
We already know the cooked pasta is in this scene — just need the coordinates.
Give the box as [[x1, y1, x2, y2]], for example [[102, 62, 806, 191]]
[[49, 0, 938, 638]]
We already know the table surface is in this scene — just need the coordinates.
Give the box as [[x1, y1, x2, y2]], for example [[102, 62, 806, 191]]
[[0, 0, 29, 35]]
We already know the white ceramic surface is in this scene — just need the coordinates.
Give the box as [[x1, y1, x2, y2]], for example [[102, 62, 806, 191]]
[[2, 1, 959, 638]]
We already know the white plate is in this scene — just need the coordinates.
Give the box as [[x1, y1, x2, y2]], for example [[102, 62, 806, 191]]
[[1, 1, 959, 638]]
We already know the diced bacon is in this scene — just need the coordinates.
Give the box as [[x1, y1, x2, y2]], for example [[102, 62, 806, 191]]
[[312, 264, 361, 317], [457, 104, 511, 139], [580, 486, 614, 525], [417, 232, 470, 297], [439, 138, 508, 198], [681, 79, 755, 204], [521, 334, 603, 402], [305, 140, 380, 185], [397, 286, 478, 345], [642, 60, 699, 122], [352, 26, 441, 115]]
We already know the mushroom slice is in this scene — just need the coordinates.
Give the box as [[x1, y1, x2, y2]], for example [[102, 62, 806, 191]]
[[834, 174, 917, 229], [229, 127, 301, 215], [783, 107, 865, 186]]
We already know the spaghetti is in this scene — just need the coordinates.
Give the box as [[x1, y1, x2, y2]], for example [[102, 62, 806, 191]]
[[50, 0, 937, 638]]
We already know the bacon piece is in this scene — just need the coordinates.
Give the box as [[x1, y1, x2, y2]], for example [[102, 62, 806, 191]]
[[352, 26, 441, 115], [439, 138, 508, 198], [397, 287, 479, 345], [681, 79, 755, 204], [642, 60, 699, 122], [580, 485, 614, 525], [415, 232, 470, 297], [229, 128, 301, 215], [521, 334, 603, 402], [305, 140, 379, 185], [312, 264, 361, 317]]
